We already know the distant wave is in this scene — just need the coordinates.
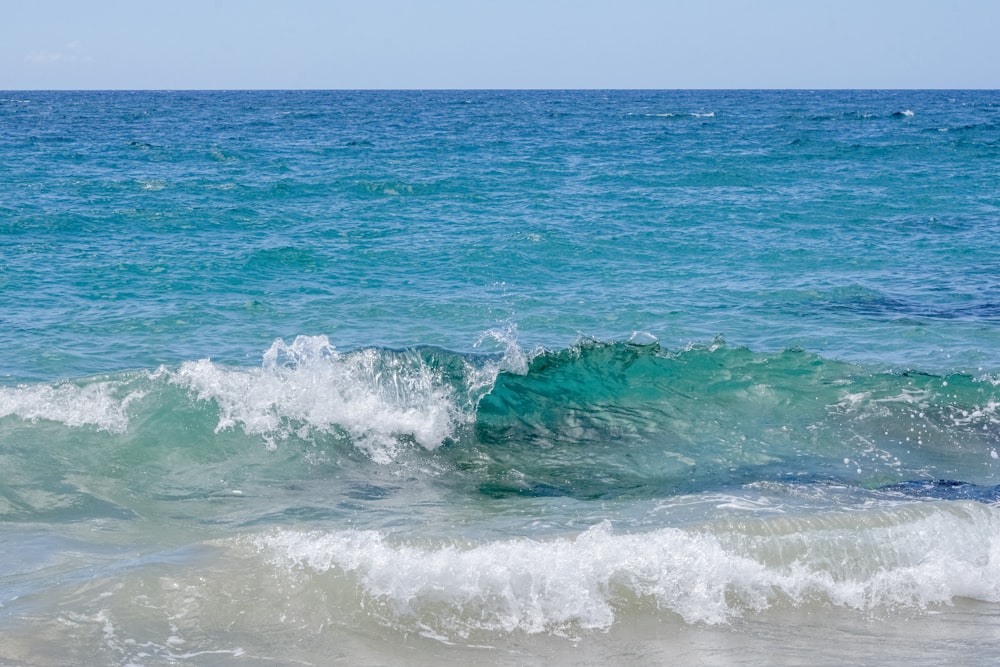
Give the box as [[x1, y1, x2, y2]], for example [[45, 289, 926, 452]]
[[626, 111, 716, 119], [806, 110, 916, 121]]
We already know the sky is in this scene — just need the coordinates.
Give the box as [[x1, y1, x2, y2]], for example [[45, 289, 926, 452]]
[[2, 0, 998, 89]]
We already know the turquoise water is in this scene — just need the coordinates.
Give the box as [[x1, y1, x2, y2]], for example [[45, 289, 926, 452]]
[[2, 90, 1000, 665]]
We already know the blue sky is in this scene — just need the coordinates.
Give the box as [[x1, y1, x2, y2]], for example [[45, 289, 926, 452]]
[[2, 0, 998, 89]]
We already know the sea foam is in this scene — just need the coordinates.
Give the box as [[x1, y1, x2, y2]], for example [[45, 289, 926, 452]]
[[171, 335, 462, 462], [253, 501, 1000, 635], [0, 377, 147, 433]]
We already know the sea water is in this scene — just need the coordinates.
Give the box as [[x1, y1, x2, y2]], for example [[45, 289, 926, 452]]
[[2, 90, 1000, 665]]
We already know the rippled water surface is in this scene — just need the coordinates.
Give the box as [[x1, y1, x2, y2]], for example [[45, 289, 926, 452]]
[[2, 90, 1000, 665]]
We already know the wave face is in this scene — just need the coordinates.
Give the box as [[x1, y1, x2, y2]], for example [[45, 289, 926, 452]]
[[470, 340, 1000, 498]]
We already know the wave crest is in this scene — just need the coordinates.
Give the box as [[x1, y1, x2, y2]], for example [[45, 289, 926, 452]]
[[172, 335, 463, 462], [0, 375, 148, 433]]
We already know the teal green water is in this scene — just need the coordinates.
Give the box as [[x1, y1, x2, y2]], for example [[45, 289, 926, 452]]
[[2, 90, 1000, 665]]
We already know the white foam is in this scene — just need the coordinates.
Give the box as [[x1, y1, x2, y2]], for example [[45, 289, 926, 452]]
[[0, 377, 147, 433], [474, 324, 530, 375], [253, 502, 1000, 635], [171, 335, 461, 462], [462, 324, 536, 412], [949, 399, 1000, 427]]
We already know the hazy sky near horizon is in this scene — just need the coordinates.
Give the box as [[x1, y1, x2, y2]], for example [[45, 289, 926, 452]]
[[2, 0, 997, 89]]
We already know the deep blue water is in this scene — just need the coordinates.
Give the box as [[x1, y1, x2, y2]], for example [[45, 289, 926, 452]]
[[4, 90, 999, 381], [2, 90, 1000, 665]]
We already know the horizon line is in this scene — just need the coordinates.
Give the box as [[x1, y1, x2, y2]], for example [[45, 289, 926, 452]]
[[3, 87, 998, 93]]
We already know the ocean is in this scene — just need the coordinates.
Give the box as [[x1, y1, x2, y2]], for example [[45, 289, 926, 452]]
[[2, 89, 1000, 665]]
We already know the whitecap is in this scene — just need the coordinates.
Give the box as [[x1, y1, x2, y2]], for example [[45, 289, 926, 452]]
[[0, 377, 148, 433], [170, 335, 462, 462]]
